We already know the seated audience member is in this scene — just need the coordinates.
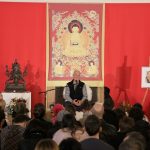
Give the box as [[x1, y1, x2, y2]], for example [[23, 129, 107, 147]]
[[114, 107, 126, 130], [79, 106, 103, 142], [48, 104, 76, 139], [64, 70, 88, 111], [119, 131, 146, 150], [44, 103, 54, 122], [113, 116, 135, 149], [35, 139, 59, 150], [133, 103, 143, 110], [78, 100, 93, 124], [103, 104, 118, 129], [128, 106, 144, 122], [1, 114, 30, 150], [33, 103, 53, 128], [54, 104, 84, 141], [104, 86, 114, 110], [133, 119, 150, 149], [119, 116, 135, 133], [91, 102, 104, 119], [103, 87, 118, 128], [81, 115, 114, 150], [100, 120, 117, 148], [19, 119, 50, 150], [53, 114, 80, 144], [70, 121, 84, 142], [133, 103, 149, 122], [0, 93, 6, 110], [56, 103, 76, 122], [51, 103, 64, 124], [59, 138, 82, 150], [33, 103, 46, 120]]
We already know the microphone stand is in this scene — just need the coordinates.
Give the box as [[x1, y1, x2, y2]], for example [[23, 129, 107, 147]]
[[39, 89, 55, 106]]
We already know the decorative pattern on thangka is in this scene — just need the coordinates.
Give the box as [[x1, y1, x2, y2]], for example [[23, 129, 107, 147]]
[[49, 4, 103, 80]]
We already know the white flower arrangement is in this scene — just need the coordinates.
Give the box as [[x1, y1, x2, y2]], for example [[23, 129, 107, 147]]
[[6, 97, 28, 117]]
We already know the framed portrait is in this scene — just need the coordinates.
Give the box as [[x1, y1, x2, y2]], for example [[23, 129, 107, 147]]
[[141, 67, 150, 88], [47, 3, 104, 87]]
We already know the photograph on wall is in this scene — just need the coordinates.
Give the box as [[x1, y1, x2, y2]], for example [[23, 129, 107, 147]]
[[48, 3, 104, 82], [141, 67, 150, 88]]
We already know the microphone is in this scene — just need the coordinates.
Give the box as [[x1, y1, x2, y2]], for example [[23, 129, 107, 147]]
[[39, 89, 55, 94]]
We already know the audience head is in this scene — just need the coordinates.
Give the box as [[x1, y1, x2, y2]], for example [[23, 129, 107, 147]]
[[65, 103, 76, 116], [33, 103, 45, 119], [134, 120, 150, 141], [91, 102, 104, 119], [52, 103, 64, 116], [12, 114, 30, 128], [14, 100, 29, 117], [85, 114, 101, 136], [56, 111, 68, 123], [82, 100, 92, 111], [72, 129, 84, 142], [133, 103, 143, 110], [35, 139, 59, 150], [104, 86, 110, 97], [129, 107, 144, 122], [57, 103, 76, 122], [61, 114, 76, 130], [134, 120, 150, 130], [59, 138, 82, 150], [119, 131, 146, 150], [114, 108, 126, 120], [100, 120, 117, 140], [119, 116, 135, 132]]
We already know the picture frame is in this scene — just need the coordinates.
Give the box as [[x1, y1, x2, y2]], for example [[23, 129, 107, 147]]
[[141, 67, 150, 88]]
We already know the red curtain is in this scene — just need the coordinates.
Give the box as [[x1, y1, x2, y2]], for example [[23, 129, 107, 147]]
[[105, 4, 150, 117], [0, 2, 46, 110], [0, 3, 150, 117]]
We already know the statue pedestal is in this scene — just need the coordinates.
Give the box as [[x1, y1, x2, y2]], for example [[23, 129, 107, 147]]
[[2, 92, 31, 117], [5, 83, 26, 92]]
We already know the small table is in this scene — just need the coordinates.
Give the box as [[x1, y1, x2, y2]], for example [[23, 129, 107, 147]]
[[2, 92, 31, 117]]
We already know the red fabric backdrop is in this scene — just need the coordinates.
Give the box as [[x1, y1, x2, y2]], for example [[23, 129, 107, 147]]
[[0, 3, 150, 117], [105, 4, 150, 117], [0, 2, 46, 110]]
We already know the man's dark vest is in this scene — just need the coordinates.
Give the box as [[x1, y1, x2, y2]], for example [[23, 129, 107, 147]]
[[67, 80, 84, 100]]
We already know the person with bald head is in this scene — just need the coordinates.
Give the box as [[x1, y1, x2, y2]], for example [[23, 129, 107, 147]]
[[64, 70, 88, 111]]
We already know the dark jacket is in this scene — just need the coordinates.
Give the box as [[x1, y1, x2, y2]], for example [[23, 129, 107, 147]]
[[67, 80, 84, 100]]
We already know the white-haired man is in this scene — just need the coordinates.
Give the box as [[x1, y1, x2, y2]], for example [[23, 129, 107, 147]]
[[64, 70, 88, 111]]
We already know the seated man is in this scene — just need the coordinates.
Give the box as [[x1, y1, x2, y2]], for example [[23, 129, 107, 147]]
[[64, 70, 88, 111]]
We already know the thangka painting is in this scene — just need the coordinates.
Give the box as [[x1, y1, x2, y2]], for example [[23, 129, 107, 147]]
[[48, 3, 104, 81]]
